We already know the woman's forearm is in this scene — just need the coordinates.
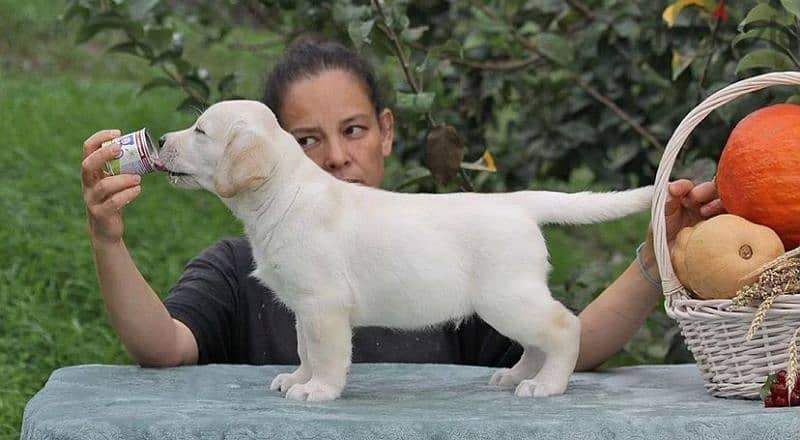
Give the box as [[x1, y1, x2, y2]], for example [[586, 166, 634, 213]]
[[91, 239, 192, 367], [574, 244, 663, 371]]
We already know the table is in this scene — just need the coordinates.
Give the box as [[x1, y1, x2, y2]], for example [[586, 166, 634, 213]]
[[21, 363, 799, 439]]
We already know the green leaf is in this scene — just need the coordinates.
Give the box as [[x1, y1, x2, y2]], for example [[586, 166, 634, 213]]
[[128, 0, 160, 21], [182, 74, 211, 102], [170, 58, 193, 76], [217, 73, 239, 96], [786, 94, 800, 104], [61, 3, 90, 23], [518, 21, 540, 36], [332, 3, 370, 24], [761, 373, 777, 401], [556, 121, 595, 144], [176, 96, 205, 113], [400, 25, 428, 43], [429, 38, 463, 59], [735, 49, 798, 74], [614, 18, 641, 40], [462, 32, 485, 51], [781, 0, 800, 19], [739, 3, 794, 29], [74, 15, 130, 44], [733, 27, 792, 52], [392, 166, 432, 192], [138, 77, 178, 96], [149, 50, 180, 66], [347, 19, 374, 50], [532, 33, 574, 67], [606, 144, 640, 170], [671, 50, 696, 80], [395, 92, 435, 113], [144, 26, 174, 53], [107, 41, 142, 56], [567, 166, 595, 189]]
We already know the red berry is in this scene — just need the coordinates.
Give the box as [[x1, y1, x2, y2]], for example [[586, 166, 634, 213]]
[[765, 396, 776, 407], [776, 396, 789, 407], [778, 370, 788, 383], [772, 383, 788, 396]]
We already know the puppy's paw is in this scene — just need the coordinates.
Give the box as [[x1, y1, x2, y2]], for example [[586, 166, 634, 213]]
[[269, 371, 311, 394], [285, 379, 342, 402], [514, 378, 568, 398], [488, 368, 524, 386]]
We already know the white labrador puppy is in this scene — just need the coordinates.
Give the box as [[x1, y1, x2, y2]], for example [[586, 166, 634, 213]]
[[158, 100, 653, 402]]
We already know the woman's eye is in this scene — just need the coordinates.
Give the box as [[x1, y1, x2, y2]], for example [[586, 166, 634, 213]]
[[195, 127, 206, 135], [297, 136, 319, 149], [345, 126, 366, 137]]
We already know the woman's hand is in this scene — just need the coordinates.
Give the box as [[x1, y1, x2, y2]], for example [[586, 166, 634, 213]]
[[639, 179, 726, 282], [81, 129, 142, 245], [661, 179, 726, 247]]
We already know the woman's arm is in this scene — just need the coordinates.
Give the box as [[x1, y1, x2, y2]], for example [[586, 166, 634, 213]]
[[574, 179, 724, 371], [82, 130, 198, 367]]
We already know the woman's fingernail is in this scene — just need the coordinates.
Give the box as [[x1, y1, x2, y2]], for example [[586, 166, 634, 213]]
[[134, 175, 141, 183]]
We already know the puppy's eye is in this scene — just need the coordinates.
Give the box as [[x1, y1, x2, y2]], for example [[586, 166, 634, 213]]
[[195, 126, 206, 135]]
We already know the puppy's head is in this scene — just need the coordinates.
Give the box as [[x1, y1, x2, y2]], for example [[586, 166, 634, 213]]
[[159, 100, 287, 198]]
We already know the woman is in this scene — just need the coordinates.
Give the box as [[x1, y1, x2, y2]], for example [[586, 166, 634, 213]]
[[79, 39, 723, 373]]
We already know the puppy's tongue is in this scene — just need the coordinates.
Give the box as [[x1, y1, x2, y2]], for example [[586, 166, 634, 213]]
[[153, 159, 166, 172]]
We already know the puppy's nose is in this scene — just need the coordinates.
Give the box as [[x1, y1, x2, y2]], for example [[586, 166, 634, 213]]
[[158, 135, 167, 149]]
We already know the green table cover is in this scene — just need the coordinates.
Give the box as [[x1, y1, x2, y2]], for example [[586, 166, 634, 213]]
[[21, 363, 798, 439]]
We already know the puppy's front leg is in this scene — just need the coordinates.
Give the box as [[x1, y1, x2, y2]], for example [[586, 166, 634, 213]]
[[269, 321, 311, 393], [285, 308, 352, 402]]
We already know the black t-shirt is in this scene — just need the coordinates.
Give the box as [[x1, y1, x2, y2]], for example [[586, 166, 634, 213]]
[[163, 238, 523, 367]]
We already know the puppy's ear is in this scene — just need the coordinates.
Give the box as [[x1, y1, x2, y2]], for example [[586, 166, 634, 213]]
[[214, 128, 269, 198]]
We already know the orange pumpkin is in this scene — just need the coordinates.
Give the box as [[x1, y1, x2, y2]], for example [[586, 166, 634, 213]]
[[716, 103, 800, 250]]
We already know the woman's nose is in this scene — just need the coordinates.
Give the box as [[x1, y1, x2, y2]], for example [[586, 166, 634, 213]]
[[323, 139, 351, 170]]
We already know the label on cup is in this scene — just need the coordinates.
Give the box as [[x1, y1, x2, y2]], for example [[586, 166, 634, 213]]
[[102, 128, 160, 175]]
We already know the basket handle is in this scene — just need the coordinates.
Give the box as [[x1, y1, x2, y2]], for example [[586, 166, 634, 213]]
[[652, 71, 800, 297]]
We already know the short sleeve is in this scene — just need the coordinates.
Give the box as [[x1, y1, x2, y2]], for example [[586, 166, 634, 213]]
[[163, 239, 242, 364], [457, 317, 523, 368]]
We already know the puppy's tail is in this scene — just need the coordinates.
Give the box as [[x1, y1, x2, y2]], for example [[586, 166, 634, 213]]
[[524, 186, 654, 225]]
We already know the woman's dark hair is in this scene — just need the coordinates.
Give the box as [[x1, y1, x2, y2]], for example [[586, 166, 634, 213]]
[[262, 37, 385, 124]]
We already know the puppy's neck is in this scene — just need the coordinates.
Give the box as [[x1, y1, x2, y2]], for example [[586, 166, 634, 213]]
[[222, 155, 330, 242]]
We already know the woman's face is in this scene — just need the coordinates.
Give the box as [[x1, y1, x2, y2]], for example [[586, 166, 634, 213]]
[[279, 69, 394, 188]]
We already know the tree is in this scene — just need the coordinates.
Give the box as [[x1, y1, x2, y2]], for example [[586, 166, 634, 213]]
[[64, 0, 800, 364]]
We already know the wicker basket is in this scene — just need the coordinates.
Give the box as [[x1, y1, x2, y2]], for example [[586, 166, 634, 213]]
[[652, 71, 800, 399]]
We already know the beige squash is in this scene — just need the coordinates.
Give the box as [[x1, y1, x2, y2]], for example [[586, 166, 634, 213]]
[[670, 214, 785, 299]]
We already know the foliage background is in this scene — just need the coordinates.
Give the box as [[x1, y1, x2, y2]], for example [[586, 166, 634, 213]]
[[4, 0, 800, 438]]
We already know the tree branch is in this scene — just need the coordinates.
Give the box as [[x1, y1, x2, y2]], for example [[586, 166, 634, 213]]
[[565, 0, 595, 21], [471, 0, 664, 152], [574, 76, 663, 152], [371, 0, 435, 126]]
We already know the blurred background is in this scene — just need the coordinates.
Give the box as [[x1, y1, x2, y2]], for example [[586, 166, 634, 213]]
[[3, 0, 799, 437]]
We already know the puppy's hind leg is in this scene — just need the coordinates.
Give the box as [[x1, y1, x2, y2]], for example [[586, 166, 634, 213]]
[[478, 290, 580, 397], [514, 301, 580, 397], [269, 321, 312, 393], [285, 305, 352, 402], [488, 347, 544, 386]]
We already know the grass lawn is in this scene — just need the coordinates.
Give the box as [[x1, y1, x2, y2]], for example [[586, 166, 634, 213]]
[[1, 1, 659, 438]]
